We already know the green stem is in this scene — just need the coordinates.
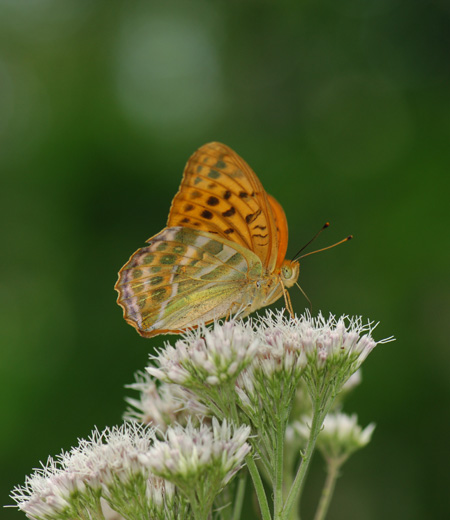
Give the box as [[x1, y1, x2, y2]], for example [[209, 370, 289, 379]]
[[188, 493, 211, 520], [93, 497, 106, 520], [246, 455, 272, 520], [313, 458, 343, 520], [274, 417, 285, 519], [233, 470, 248, 520], [204, 392, 228, 421], [284, 471, 299, 520], [281, 399, 324, 520]]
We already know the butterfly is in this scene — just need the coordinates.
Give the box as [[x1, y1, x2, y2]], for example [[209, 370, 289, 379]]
[[115, 142, 300, 337]]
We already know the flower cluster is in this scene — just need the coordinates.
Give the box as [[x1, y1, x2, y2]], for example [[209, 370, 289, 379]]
[[11, 423, 163, 520], [11, 419, 246, 520], [236, 311, 310, 444], [141, 310, 389, 488], [12, 309, 390, 520], [143, 419, 251, 516], [145, 311, 387, 417]]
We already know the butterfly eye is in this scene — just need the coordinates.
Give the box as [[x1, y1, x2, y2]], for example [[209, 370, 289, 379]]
[[282, 266, 293, 280]]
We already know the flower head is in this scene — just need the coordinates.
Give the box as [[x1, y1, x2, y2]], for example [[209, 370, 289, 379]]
[[145, 419, 251, 485], [294, 412, 375, 462], [141, 419, 251, 518], [10, 459, 85, 520], [10, 423, 190, 520], [147, 320, 259, 389], [124, 372, 209, 432], [254, 310, 391, 401]]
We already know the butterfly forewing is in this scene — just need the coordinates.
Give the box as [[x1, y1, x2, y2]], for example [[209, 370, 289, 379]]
[[116, 227, 263, 337], [167, 142, 280, 271]]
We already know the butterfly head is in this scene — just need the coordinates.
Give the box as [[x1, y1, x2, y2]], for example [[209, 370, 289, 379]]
[[279, 259, 300, 288]]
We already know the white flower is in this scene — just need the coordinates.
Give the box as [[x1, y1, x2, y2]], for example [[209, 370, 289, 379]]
[[293, 413, 375, 461], [147, 320, 259, 389], [10, 423, 189, 520], [144, 419, 251, 489], [64, 422, 156, 487], [320, 412, 375, 448], [252, 310, 391, 401], [124, 372, 209, 432], [258, 309, 390, 370], [10, 461, 79, 520]]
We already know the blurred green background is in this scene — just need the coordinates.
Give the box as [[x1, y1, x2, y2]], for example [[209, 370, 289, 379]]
[[1, 1, 449, 519]]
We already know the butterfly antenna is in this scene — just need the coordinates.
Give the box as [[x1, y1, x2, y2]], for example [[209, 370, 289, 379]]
[[295, 282, 312, 313], [297, 235, 353, 260], [292, 222, 330, 261]]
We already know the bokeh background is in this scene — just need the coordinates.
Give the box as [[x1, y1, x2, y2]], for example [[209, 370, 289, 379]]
[[1, 1, 449, 519]]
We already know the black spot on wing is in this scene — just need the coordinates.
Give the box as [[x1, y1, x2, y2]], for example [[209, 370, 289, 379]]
[[222, 207, 236, 217], [201, 209, 213, 220], [206, 196, 219, 206], [246, 211, 261, 224]]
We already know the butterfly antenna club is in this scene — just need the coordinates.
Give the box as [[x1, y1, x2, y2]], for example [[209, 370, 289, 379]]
[[292, 222, 330, 261], [297, 235, 353, 260]]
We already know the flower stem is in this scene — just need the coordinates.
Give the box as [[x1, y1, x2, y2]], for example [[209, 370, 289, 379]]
[[281, 398, 325, 520], [274, 417, 285, 519], [233, 470, 247, 520], [246, 455, 272, 520], [188, 494, 210, 520], [313, 458, 343, 520]]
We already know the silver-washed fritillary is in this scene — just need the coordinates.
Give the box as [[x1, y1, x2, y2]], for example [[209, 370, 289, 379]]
[[115, 142, 299, 337]]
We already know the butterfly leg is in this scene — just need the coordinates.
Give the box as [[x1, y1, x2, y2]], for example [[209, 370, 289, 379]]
[[280, 280, 294, 317], [227, 302, 251, 321]]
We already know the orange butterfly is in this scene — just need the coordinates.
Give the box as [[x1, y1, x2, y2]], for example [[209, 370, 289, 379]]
[[115, 142, 299, 337]]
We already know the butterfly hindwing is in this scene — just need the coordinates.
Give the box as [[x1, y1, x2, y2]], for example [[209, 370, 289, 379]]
[[167, 142, 280, 271], [115, 227, 263, 337]]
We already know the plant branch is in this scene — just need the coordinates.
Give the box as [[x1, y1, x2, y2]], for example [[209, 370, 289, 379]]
[[246, 455, 272, 520], [314, 457, 344, 520]]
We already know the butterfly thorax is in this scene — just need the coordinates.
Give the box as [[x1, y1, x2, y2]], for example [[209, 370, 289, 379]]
[[243, 259, 300, 314]]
